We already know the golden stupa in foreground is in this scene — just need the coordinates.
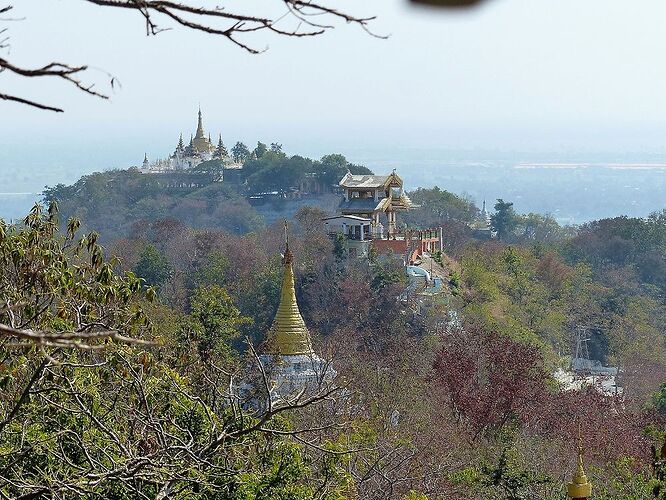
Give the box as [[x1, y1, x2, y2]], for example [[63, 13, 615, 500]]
[[239, 221, 335, 406], [263, 236, 314, 356]]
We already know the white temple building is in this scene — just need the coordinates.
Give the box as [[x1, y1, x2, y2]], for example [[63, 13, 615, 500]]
[[139, 107, 239, 173]]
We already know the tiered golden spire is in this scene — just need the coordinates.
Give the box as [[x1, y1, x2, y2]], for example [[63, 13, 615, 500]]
[[264, 221, 314, 356], [567, 428, 592, 499], [191, 107, 213, 153], [195, 106, 205, 139]]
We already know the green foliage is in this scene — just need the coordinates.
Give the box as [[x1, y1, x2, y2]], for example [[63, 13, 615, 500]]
[[243, 152, 371, 194], [0, 206, 351, 499], [448, 269, 461, 296], [315, 153, 372, 187], [231, 141, 250, 162], [371, 257, 406, 292], [0, 203, 153, 340], [188, 284, 250, 358], [476, 448, 553, 500], [253, 141, 268, 159], [43, 168, 265, 241], [653, 383, 666, 414], [460, 245, 581, 357], [518, 212, 570, 242], [134, 243, 172, 289], [191, 158, 225, 181], [403, 186, 479, 227], [244, 151, 308, 192], [491, 199, 519, 241], [402, 491, 429, 500], [333, 233, 348, 262], [230, 254, 283, 340], [193, 250, 230, 289], [214, 137, 229, 159], [589, 456, 664, 500]]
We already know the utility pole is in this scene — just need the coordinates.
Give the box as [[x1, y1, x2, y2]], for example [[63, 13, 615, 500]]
[[572, 325, 591, 373]]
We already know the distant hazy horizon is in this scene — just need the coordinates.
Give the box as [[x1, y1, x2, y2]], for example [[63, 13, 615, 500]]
[[5, 0, 666, 221], [6, 1, 666, 149], [2, 144, 666, 225]]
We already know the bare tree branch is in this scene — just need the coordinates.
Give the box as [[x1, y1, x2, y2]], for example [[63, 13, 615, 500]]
[[1, 0, 382, 112], [0, 323, 155, 348], [0, 92, 65, 112]]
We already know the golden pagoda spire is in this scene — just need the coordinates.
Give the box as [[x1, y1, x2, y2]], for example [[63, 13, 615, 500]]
[[195, 106, 205, 139], [568, 427, 592, 499], [263, 221, 314, 356]]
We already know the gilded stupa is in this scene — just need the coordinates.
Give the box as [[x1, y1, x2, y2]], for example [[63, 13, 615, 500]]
[[241, 222, 336, 406], [263, 238, 314, 356], [190, 107, 214, 154]]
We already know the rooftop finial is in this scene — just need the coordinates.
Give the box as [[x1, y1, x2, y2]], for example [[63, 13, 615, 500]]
[[567, 424, 592, 499], [195, 106, 205, 139], [283, 219, 292, 264]]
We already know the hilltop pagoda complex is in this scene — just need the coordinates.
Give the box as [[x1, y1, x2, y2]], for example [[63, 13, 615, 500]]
[[241, 225, 335, 405], [140, 107, 238, 173]]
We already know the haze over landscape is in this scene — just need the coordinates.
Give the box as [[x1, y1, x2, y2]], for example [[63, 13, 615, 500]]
[[4, 0, 666, 221], [8, 2, 666, 498]]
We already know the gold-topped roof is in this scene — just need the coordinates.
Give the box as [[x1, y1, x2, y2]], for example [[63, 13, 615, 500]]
[[195, 107, 205, 138], [192, 107, 213, 153], [567, 431, 592, 499], [263, 223, 314, 356]]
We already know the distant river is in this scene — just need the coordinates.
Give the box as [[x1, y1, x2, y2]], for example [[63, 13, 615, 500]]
[[347, 150, 666, 225]]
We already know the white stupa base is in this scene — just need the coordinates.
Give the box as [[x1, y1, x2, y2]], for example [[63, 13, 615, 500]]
[[237, 353, 336, 410]]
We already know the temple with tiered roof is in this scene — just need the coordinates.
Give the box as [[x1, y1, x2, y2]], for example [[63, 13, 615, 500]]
[[140, 107, 237, 173]]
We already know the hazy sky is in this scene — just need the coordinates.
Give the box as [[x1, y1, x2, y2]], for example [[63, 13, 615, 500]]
[[4, 0, 666, 169]]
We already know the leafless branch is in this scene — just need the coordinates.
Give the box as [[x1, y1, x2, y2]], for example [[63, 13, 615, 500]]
[[0, 322, 155, 348], [2, 0, 381, 112]]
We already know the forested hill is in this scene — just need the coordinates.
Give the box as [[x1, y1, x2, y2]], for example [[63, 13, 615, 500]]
[[40, 147, 491, 242], [42, 151, 372, 241], [9, 180, 666, 496]]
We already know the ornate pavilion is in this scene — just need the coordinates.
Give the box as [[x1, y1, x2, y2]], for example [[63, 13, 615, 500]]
[[337, 169, 413, 239]]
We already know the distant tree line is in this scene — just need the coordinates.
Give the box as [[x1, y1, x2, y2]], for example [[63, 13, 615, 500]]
[[239, 142, 373, 193], [41, 150, 372, 242]]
